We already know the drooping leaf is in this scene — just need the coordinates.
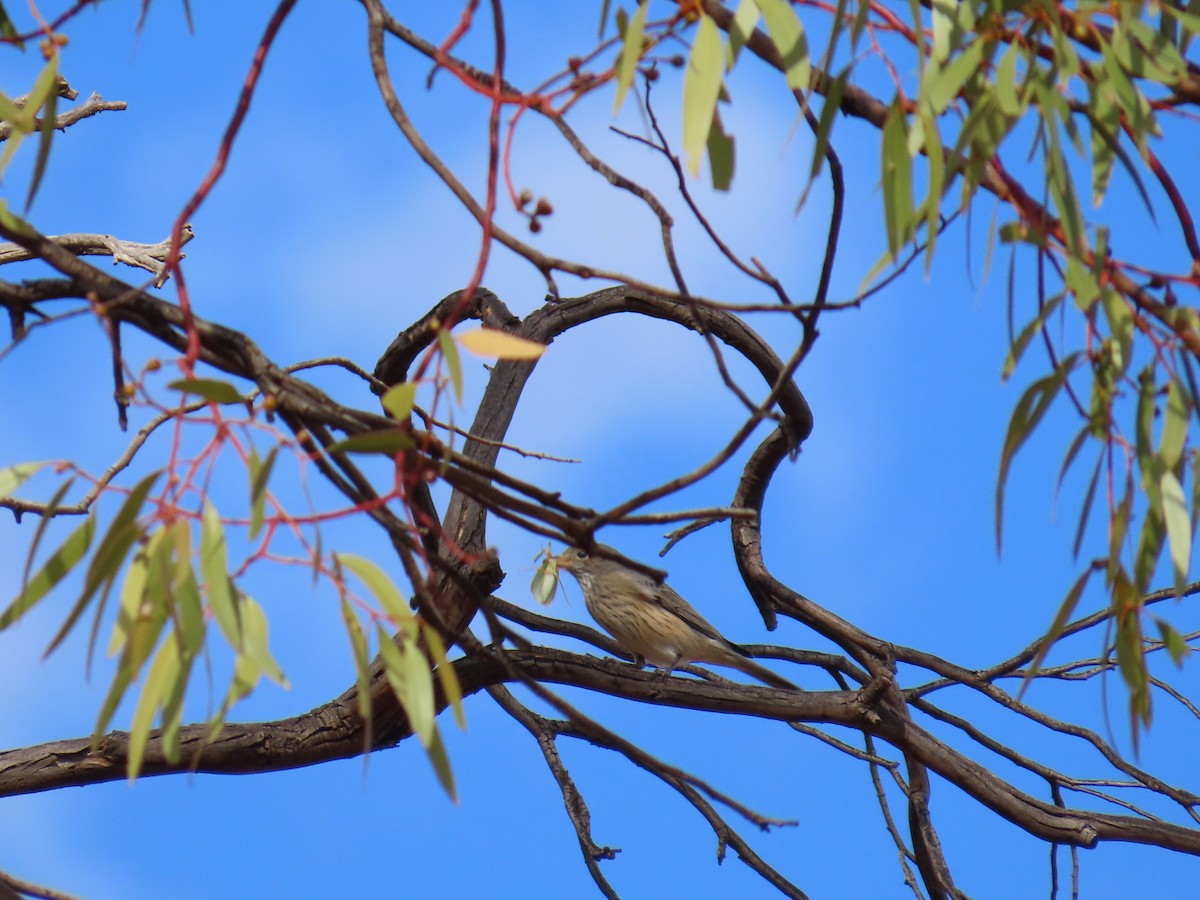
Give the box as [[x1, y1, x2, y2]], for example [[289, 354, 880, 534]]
[[881, 103, 914, 258], [381, 382, 419, 420], [201, 500, 242, 649], [377, 624, 435, 747], [1160, 469, 1191, 591], [25, 54, 58, 212], [728, 0, 759, 65], [456, 328, 546, 360], [706, 107, 736, 191], [1, 512, 95, 630], [336, 553, 413, 629], [247, 445, 279, 541], [1020, 566, 1094, 696], [239, 595, 288, 687], [46, 471, 160, 657], [425, 626, 465, 729], [425, 725, 458, 802], [436, 328, 463, 403], [613, 0, 648, 114], [996, 357, 1077, 551], [339, 595, 374, 754], [682, 14, 724, 177], [127, 633, 180, 781], [754, 0, 810, 90]]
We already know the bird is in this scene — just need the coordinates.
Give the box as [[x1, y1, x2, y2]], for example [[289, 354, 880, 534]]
[[554, 545, 797, 691]]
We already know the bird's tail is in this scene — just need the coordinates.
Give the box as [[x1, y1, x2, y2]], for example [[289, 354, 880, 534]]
[[731, 651, 798, 691]]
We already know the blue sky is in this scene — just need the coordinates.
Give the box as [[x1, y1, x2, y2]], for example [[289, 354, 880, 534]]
[[2, 2, 1198, 898]]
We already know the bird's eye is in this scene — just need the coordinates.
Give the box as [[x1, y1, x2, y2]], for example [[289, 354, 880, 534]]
[[574, 549, 588, 560]]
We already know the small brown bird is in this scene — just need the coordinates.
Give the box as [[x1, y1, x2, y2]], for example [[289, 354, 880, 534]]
[[555, 545, 797, 691]]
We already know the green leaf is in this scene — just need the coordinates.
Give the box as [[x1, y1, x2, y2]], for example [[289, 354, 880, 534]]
[[1002, 292, 1067, 380], [613, 0, 648, 114], [881, 103, 914, 258], [754, 0, 810, 90], [381, 382, 419, 421], [728, 0, 759, 65], [19, 476, 75, 592], [1020, 565, 1093, 696], [326, 430, 414, 455], [1072, 453, 1103, 559], [201, 500, 242, 650], [0, 2, 21, 47], [108, 544, 148, 657], [0, 461, 45, 498], [682, 14, 724, 177], [1155, 618, 1190, 667], [923, 38, 984, 116], [1160, 380, 1190, 472], [996, 357, 1077, 551], [247, 445, 279, 541], [1101, 290, 1134, 372], [994, 41, 1024, 117], [425, 626, 466, 730], [337, 553, 413, 629], [25, 55, 58, 212], [1112, 573, 1150, 731], [377, 624, 435, 747], [1, 512, 95, 630], [47, 471, 160, 657], [425, 725, 458, 802], [706, 108, 735, 191], [810, 68, 847, 180], [128, 632, 180, 781], [94, 529, 171, 744], [167, 378, 243, 405], [239, 595, 288, 687], [1133, 497, 1165, 594], [436, 328, 463, 404], [339, 595, 374, 753], [1160, 469, 1191, 591], [1135, 367, 1156, 462]]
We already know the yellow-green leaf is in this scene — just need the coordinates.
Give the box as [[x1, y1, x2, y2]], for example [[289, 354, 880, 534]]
[[754, 0, 810, 90], [426, 626, 466, 729], [128, 633, 180, 782], [382, 382, 419, 420], [339, 595, 374, 752], [201, 500, 242, 649], [456, 328, 547, 361], [240, 595, 288, 687], [2, 511, 95, 630], [682, 14, 724, 177], [336, 552, 413, 628], [425, 725, 458, 802], [48, 471, 159, 657], [437, 328, 463, 403], [613, 0, 648, 114], [1160, 469, 1191, 590], [377, 624, 435, 747], [0, 461, 45, 498]]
